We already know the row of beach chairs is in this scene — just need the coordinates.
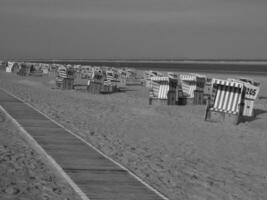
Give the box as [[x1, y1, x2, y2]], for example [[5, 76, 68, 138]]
[[148, 74, 260, 125]]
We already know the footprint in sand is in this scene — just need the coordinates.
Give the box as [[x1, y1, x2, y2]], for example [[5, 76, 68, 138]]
[[3, 185, 20, 195]]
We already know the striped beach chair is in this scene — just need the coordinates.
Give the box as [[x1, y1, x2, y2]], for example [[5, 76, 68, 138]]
[[57, 65, 67, 78], [103, 79, 112, 86], [205, 79, 244, 124], [180, 74, 197, 98], [56, 65, 75, 89], [106, 70, 114, 82], [144, 71, 163, 88], [167, 72, 178, 79], [227, 78, 260, 117], [150, 77, 169, 99]]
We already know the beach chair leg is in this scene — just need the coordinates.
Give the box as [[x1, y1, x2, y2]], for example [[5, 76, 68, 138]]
[[235, 115, 239, 125], [235, 103, 243, 125], [204, 98, 210, 121], [149, 97, 152, 105], [252, 109, 256, 120], [204, 107, 210, 121]]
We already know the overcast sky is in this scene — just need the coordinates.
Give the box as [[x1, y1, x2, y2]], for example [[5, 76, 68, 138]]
[[1, 0, 267, 59]]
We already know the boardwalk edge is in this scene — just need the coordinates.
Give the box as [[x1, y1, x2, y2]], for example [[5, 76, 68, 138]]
[[0, 105, 90, 200]]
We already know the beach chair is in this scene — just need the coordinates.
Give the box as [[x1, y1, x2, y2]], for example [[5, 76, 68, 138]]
[[227, 78, 260, 118], [55, 65, 75, 89], [205, 79, 244, 124], [240, 81, 260, 117], [57, 65, 67, 78], [180, 74, 197, 98], [149, 77, 169, 105]]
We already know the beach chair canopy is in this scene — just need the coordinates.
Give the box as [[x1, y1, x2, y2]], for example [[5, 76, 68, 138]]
[[239, 77, 260, 87], [180, 74, 197, 98], [57, 65, 67, 78], [150, 77, 169, 99], [40, 64, 49, 74], [227, 78, 260, 100], [105, 70, 114, 81], [210, 79, 243, 115], [120, 70, 127, 77], [167, 72, 178, 79], [180, 74, 197, 81], [73, 65, 81, 69], [6, 62, 14, 72], [145, 71, 161, 78], [180, 73, 207, 97]]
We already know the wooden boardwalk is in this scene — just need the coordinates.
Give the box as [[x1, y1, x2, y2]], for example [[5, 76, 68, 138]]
[[0, 89, 167, 200]]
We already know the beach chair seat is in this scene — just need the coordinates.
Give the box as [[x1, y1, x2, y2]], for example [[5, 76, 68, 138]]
[[205, 79, 244, 124]]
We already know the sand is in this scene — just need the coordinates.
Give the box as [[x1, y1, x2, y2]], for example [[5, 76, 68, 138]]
[[0, 111, 81, 200], [0, 71, 267, 200]]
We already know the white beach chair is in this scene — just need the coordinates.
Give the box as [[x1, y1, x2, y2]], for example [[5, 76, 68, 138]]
[[149, 77, 169, 105], [180, 74, 197, 98], [205, 79, 244, 124], [227, 78, 260, 117], [151, 77, 169, 99]]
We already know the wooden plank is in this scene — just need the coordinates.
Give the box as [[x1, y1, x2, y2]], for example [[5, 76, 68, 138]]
[[16, 119, 60, 128]]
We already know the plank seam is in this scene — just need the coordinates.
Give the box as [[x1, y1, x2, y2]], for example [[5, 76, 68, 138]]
[[0, 88, 169, 200]]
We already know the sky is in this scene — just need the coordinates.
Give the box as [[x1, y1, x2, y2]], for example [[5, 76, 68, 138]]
[[0, 0, 267, 59]]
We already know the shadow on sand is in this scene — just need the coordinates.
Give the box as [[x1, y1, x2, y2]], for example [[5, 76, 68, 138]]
[[240, 108, 267, 123], [116, 88, 137, 93], [259, 96, 267, 100]]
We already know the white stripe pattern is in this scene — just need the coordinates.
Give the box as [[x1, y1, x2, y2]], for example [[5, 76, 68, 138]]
[[151, 76, 169, 99], [180, 74, 198, 98], [181, 82, 196, 98], [106, 71, 114, 82], [167, 72, 178, 79], [212, 79, 243, 88], [210, 79, 243, 114], [57, 65, 67, 78], [228, 78, 260, 100], [180, 74, 196, 81], [158, 84, 169, 99], [151, 81, 160, 97], [151, 77, 169, 81], [103, 80, 111, 85], [58, 71, 67, 78]]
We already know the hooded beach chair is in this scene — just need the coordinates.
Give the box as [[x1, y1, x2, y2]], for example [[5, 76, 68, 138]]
[[144, 71, 163, 88], [180, 73, 206, 98], [205, 79, 244, 124], [149, 77, 169, 105], [55, 65, 74, 89], [180, 74, 197, 98], [57, 65, 67, 78], [227, 78, 260, 117]]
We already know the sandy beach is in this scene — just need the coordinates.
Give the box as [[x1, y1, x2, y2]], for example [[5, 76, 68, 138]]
[[0, 71, 267, 200], [0, 109, 81, 200]]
